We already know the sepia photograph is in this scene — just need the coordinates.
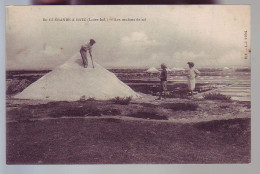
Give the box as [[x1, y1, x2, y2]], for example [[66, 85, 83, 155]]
[[5, 5, 251, 164]]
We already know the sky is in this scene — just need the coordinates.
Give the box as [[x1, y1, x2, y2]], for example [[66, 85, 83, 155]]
[[6, 5, 250, 70]]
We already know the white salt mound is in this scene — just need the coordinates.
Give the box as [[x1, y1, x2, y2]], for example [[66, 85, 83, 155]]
[[15, 53, 139, 101], [146, 67, 159, 73]]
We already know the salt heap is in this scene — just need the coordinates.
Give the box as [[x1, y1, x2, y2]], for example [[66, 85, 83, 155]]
[[146, 67, 159, 73], [15, 53, 139, 101], [223, 67, 230, 70]]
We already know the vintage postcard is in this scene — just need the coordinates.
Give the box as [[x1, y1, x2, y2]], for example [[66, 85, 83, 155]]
[[6, 5, 250, 164]]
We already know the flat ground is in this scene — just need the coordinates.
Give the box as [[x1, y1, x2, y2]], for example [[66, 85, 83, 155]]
[[6, 96, 251, 164]]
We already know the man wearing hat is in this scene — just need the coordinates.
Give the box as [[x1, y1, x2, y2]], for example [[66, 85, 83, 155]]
[[187, 62, 200, 96], [158, 63, 168, 99], [80, 39, 96, 68]]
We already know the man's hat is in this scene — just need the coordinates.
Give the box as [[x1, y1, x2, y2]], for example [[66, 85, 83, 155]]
[[161, 63, 167, 68], [187, 62, 194, 67], [90, 39, 96, 44]]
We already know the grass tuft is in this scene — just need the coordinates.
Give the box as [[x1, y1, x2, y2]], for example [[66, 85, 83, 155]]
[[111, 97, 132, 105], [203, 93, 231, 101], [161, 103, 199, 111], [86, 97, 96, 101]]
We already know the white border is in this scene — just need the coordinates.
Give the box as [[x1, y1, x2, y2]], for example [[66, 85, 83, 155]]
[[1, 0, 260, 174]]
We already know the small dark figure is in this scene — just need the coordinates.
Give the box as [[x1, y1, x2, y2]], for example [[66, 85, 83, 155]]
[[158, 63, 168, 99], [80, 39, 96, 68]]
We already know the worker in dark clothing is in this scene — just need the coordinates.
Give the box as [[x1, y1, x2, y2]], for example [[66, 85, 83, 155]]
[[158, 63, 168, 99]]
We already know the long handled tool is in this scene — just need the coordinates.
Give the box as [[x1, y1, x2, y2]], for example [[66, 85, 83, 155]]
[[90, 55, 94, 68]]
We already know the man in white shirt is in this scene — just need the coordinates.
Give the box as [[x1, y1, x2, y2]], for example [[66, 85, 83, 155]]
[[80, 39, 96, 68], [187, 62, 200, 96]]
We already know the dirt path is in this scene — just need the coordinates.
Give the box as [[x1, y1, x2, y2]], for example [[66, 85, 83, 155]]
[[6, 110, 250, 125]]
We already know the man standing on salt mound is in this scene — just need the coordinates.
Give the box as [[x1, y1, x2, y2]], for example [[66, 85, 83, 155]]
[[80, 39, 96, 68]]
